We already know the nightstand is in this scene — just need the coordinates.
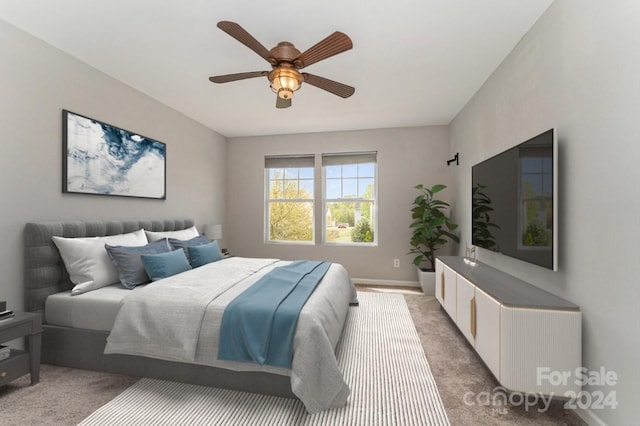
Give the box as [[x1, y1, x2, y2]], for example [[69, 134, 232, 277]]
[[0, 311, 42, 386]]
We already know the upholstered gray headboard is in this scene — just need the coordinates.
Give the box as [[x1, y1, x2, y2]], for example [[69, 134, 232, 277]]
[[24, 218, 195, 313]]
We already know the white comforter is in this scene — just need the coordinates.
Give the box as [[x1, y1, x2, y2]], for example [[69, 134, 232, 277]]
[[104, 257, 356, 413]]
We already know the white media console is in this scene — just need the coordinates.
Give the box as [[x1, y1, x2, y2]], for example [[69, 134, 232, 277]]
[[435, 256, 581, 396]]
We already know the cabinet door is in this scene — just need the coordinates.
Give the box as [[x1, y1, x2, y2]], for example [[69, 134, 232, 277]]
[[442, 264, 457, 320], [455, 275, 475, 345], [435, 259, 445, 306], [474, 287, 501, 380]]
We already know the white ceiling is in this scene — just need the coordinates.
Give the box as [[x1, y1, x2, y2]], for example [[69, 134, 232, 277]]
[[0, 0, 552, 138]]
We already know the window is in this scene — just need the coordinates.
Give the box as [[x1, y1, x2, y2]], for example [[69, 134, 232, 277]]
[[265, 155, 315, 243], [323, 152, 377, 244]]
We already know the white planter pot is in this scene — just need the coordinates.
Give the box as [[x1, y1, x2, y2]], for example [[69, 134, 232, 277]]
[[418, 268, 436, 295]]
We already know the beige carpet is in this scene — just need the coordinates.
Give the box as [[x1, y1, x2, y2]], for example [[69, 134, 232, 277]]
[[0, 364, 137, 425], [403, 292, 585, 426], [0, 289, 585, 425]]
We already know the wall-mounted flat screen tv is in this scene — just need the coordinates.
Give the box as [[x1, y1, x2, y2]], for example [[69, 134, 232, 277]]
[[472, 129, 557, 270]]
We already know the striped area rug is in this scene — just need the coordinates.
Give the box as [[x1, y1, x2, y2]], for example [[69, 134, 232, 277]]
[[79, 292, 449, 425]]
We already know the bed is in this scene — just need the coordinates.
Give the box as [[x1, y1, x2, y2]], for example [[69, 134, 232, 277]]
[[24, 218, 357, 413]]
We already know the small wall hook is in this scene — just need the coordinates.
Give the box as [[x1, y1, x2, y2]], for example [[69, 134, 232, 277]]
[[447, 153, 459, 166]]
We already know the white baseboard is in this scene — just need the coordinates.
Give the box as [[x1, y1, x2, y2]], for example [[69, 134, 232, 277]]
[[351, 278, 420, 288], [573, 407, 607, 426]]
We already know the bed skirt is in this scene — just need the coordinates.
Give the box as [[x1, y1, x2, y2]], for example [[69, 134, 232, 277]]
[[42, 324, 295, 398]]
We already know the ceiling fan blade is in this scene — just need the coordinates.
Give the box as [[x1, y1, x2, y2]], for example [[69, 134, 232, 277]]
[[209, 71, 268, 83], [302, 73, 355, 98], [217, 21, 275, 64], [276, 96, 292, 109], [295, 32, 353, 68]]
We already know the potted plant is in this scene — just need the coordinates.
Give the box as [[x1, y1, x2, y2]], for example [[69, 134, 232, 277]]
[[409, 184, 459, 294]]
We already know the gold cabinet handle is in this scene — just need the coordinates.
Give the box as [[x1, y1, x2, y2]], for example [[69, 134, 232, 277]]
[[470, 296, 477, 339], [441, 271, 445, 300]]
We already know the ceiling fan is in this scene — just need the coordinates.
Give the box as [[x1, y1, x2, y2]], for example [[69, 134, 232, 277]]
[[209, 21, 355, 109]]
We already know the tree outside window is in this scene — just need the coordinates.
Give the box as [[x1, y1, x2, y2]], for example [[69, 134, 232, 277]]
[[265, 156, 314, 243], [323, 152, 377, 244]]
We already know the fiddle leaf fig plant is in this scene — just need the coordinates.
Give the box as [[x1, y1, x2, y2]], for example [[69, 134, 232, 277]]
[[409, 184, 460, 272]]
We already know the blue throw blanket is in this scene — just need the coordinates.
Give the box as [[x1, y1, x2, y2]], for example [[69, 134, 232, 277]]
[[218, 260, 332, 368]]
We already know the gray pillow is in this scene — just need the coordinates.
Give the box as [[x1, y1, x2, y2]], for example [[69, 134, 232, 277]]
[[168, 235, 209, 262], [106, 239, 171, 289]]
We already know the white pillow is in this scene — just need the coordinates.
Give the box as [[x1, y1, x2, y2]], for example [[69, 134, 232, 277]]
[[53, 229, 148, 295], [144, 225, 199, 242]]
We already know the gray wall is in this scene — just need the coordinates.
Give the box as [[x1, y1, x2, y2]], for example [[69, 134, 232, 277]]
[[227, 126, 454, 283], [0, 20, 227, 312], [449, 1, 640, 424]]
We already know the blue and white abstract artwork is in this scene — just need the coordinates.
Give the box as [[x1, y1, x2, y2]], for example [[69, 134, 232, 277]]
[[63, 111, 166, 199]]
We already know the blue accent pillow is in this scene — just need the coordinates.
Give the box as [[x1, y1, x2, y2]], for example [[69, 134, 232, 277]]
[[188, 240, 224, 268], [140, 249, 192, 281], [168, 235, 210, 262], [106, 239, 172, 289]]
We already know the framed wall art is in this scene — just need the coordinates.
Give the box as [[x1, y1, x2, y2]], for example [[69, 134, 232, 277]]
[[62, 110, 166, 199]]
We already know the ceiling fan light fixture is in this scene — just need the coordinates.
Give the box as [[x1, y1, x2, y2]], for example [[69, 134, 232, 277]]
[[269, 67, 303, 99], [210, 22, 354, 108]]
